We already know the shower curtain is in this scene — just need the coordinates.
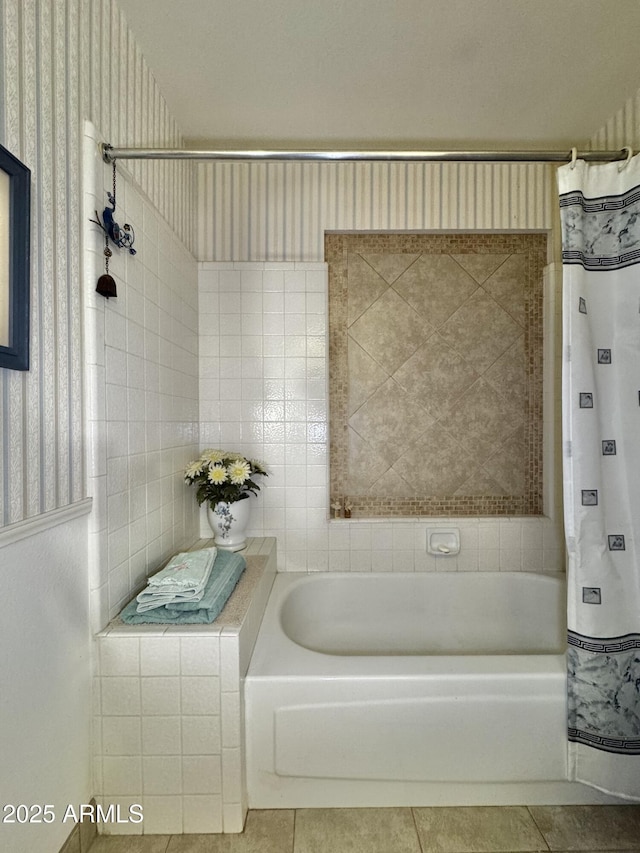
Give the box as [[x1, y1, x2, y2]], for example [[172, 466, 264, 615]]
[[558, 155, 640, 800]]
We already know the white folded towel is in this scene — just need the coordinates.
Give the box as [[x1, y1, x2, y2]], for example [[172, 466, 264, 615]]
[[136, 547, 217, 612]]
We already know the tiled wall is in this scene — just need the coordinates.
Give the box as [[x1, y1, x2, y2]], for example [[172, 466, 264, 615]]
[[94, 538, 277, 835], [328, 233, 546, 517], [96, 630, 226, 834], [0, 0, 195, 530], [195, 147, 563, 570], [84, 125, 200, 632], [198, 261, 565, 573]]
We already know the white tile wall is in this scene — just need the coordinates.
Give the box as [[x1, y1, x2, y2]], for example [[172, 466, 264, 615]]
[[96, 633, 224, 835], [84, 125, 200, 632], [199, 262, 565, 575], [94, 538, 277, 835]]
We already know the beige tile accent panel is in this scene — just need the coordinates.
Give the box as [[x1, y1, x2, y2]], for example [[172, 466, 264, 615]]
[[327, 233, 546, 517]]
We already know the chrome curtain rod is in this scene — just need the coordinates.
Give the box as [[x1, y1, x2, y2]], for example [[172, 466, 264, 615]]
[[100, 143, 628, 165]]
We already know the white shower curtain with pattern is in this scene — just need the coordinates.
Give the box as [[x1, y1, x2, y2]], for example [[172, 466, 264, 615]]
[[558, 155, 640, 800]]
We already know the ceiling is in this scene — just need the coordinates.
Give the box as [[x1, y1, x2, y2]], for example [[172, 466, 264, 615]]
[[122, 0, 640, 150]]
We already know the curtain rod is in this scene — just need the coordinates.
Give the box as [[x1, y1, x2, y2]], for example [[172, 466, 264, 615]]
[[100, 144, 628, 165]]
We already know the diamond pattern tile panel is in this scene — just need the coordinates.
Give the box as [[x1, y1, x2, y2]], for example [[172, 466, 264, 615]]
[[392, 333, 480, 421], [361, 253, 420, 284], [368, 465, 416, 498], [348, 377, 432, 458], [454, 467, 508, 496], [437, 378, 523, 465], [347, 428, 392, 493], [451, 253, 509, 284], [482, 253, 528, 326], [328, 233, 545, 516], [348, 339, 389, 417], [481, 425, 527, 493], [439, 288, 522, 374], [349, 287, 431, 376], [393, 254, 478, 328], [392, 423, 479, 497], [347, 253, 389, 325], [484, 336, 526, 407]]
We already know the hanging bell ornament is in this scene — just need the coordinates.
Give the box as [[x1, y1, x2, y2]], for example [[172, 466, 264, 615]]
[[90, 158, 135, 299], [96, 244, 116, 297], [96, 274, 117, 298]]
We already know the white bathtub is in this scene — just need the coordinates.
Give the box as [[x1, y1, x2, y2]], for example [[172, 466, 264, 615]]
[[245, 571, 615, 807]]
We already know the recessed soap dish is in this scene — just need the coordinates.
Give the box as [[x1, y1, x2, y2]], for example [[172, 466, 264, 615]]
[[426, 528, 460, 555]]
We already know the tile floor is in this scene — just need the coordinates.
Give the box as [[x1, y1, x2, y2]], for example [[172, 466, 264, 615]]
[[87, 805, 640, 852]]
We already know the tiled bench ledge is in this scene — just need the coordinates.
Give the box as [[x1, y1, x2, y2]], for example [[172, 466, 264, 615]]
[[93, 537, 277, 837]]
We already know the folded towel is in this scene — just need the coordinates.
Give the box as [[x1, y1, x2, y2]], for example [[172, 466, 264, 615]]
[[136, 587, 205, 612], [120, 549, 246, 625], [147, 547, 217, 588], [135, 548, 217, 612]]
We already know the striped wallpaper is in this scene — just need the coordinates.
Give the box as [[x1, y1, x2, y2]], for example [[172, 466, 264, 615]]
[[589, 87, 640, 152], [0, 0, 195, 527], [196, 160, 557, 262]]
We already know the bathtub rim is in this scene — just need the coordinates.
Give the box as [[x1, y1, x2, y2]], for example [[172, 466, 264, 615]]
[[247, 570, 568, 680]]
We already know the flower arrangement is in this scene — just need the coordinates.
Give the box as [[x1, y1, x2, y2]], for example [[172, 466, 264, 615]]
[[184, 449, 268, 506]]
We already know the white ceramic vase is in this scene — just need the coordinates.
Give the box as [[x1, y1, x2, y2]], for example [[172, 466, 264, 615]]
[[207, 499, 251, 551]]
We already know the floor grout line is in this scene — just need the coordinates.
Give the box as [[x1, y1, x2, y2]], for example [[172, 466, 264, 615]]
[[410, 806, 426, 853], [526, 806, 552, 853], [292, 808, 297, 853]]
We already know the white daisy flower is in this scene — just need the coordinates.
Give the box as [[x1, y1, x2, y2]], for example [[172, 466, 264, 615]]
[[184, 460, 203, 480], [208, 465, 228, 485], [228, 459, 251, 484]]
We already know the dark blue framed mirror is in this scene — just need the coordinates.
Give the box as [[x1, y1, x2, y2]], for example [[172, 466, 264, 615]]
[[0, 143, 30, 370]]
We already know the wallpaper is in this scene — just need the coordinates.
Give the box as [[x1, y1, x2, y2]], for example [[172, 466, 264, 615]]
[[0, 0, 195, 527], [196, 160, 556, 261], [590, 87, 640, 152]]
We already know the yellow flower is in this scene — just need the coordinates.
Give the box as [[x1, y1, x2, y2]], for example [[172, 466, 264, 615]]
[[207, 465, 228, 485], [228, 459, 251, 484]]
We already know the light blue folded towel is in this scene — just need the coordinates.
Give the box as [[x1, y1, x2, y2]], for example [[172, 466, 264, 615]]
[[120, 550, 246, 624], [135, 548, 217, 612]]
